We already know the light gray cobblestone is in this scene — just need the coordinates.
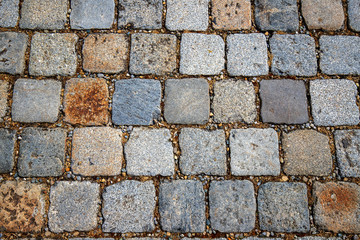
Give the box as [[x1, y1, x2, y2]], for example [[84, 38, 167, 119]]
[[0, 0, 19, 27]]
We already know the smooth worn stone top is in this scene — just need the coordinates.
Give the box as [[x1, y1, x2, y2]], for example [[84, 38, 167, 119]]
[[0, 0, 19, 27], [0, 128, 16, 173], [348, 0, 360, 31]]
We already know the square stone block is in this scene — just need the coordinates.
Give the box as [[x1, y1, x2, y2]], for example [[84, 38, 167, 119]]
[[0, 128, 16, 173], [0, 0, 19, 27], [212, 0, 251, 30]]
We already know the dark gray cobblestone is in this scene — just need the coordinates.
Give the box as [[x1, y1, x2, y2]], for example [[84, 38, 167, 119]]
[[0, 128, 16, 173]]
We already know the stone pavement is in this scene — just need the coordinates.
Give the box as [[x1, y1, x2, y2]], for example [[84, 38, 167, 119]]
[[0, 0, 360, 239]]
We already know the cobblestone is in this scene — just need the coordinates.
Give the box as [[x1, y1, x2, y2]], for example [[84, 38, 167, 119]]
[[0, 81, 9, 121], [0, 0, 19, 27], [0, 128, 16, 173], [348, 0, 360, 31], [212, 0, 251, 30]]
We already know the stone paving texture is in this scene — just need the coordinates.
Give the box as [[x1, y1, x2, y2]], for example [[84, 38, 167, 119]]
[[348, 0, 360, 31], [0, 128, 16, 173], [0, 81, 9, 121], [212, 0, 251, 30], [0, 0, 19, 27]]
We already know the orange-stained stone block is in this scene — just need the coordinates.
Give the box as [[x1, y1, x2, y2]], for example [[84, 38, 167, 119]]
[[212, 0, 251, 30]]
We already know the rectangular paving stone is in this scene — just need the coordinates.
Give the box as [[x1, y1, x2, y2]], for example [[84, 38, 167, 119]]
[[313, 182, 360, 233], [179, 128, 226, 175], [82, 34, 129, 74], [230, 128, 280, 176], [310, 79, 359, 126], [227, 33, 268, 76], [125, 128, 174, 176], [112, 79, 161, 126], [48, 181, 100, 233], [258, 182, 310, 232], [12, 79, 62, 123], [180, 33, 225, 75], [130, 33, 177, 75], [17, 128, 66, 177], [0, 32, 28, 75], [270, 34, 317, 76], [118, 0, 163, 29], [212, 0, 251, 30], [0, 181, 46, 232], [348, 0, 360, 32], [209, 180, 256, 232], [0, 81, 9, 121], [102, 181, 156, 233], [29, 33, 78, 76], [166, 0, 209, 31], [164, 78, 209, 125], [19, 0, 68, 29], [0, 0, 19, 27], [297, 237, 340, 240], [283, 130, 332, 176], [71, 127, 123, 176], [159, 180, 205, 232], [0, 128, 16, 173], [320, 35, 360, 75]]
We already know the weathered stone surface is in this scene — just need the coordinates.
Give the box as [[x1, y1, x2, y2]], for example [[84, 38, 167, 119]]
[[102, 181, 156, 233], [227, 33, 268, 76], [258, 182, 310, 232], [0, 181, 46, 232], [19, 0, 68, 29], [0, 0, 19, 27], [310, 79, 359, 126], [17, 128, 66, 177], [270, 34, 317, 76], [297, 237, 340, 240], [164, 78, 210, 124], [12, 79, 62, 123], [118, 0, 163, 29], [125, 128, 174, 176], [213, 80, 256, 123], [71, 127, 123, 176], [260, 79, 309, 124], [83, 34, 129, 73], [70, 0, 115, 29], [159, 180, 205, 232], [301, 0, 344, 30], [0, 81, 9, 120], [179, 128, 226, 175], [209, 180, 256, 232], [254, 0, 299, 31], [212, 0, 251, 30], [244, 238, 281, 240], [130, 33, 177, 75], [63, 78, 109, 126], [320, 35, 360, 75], [335, 130, 360, 177], [48, 181, 100, 233], [0, 128, 16, 173], [313, 182, 360, 233], [166, 0, 209, 31], [29, 33, 78, 76], [230, 128, 280, 176], [180, 33, 225, 75], [71, 239, 114, 240], [112, 79, 161, 126], [348, 0, 360, 31], [283, 130, 332, 176], [0, 32, 28, 75]]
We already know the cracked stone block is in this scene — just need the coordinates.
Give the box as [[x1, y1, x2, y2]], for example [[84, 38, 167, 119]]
[[0, 0, 19, 27], [209, 180, 256, 232], [270, 34, 317, 76], [212, 0, 251, 30], [71, 127, 123, 176], [320, 35, 360, 75], [213, 80, 256, 123], [283, 130, 332, 176], [0, 32, 28, 75], [164, 78, 210, 124], [19, 0, 68, 29], [83, 34, 129, 73], [258, 182, 310, 232], [310, 79, 359, 126], [260, 79, 309, 124], [334, 130, 360, 177], [102, 181, 156, 233], [166, 0, 209, 31], [254, 0, 299, 31], [230, 128, 280, 176], [63, 78, 109, 126], [70, 0, 115, 29], [118, 0, 163, 29], [179, 128, 226, 175], [12, 79, 62, 123], [112, 79, 161, 126], [0, 81, 9, 121], [48, 181, 100, 233], [130, 33, 177, 75], [227, 33, 268, 76], [313, 182, 360, 233], [348, 0, 360, 31], [125, 128, 174, 176], [180, 33, 225, 75], [29, 33, 78, 76], [0, 181, 46, 232], [17, 128, 66, 177], [0, 128, 16, 173], [159, 180, 205, 232]]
